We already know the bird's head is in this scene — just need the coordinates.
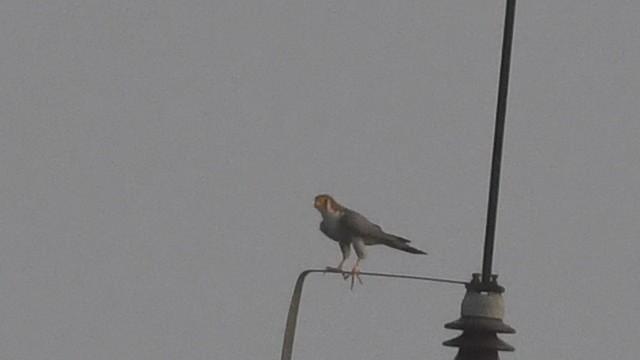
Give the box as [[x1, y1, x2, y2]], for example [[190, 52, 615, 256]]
[[314, 194, 341, 215]]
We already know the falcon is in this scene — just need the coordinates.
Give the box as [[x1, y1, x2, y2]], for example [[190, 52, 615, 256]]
[[314, 194, 427, 289]]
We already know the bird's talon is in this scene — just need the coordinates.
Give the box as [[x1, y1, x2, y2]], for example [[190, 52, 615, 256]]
[[350, 274, 363, 290], [349, 269, 362, 290]]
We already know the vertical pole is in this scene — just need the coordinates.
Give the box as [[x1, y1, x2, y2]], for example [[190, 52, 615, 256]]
[[482, 0, 516, 285]]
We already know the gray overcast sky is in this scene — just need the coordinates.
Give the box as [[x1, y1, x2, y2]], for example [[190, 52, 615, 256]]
[[1, 1, 639, 359]]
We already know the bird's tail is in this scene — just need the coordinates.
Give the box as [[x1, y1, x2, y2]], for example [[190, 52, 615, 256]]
[[380, 235, 427, 255]]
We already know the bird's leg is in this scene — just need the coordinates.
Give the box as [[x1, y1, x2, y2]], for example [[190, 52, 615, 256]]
[[349, 259, 363, 290], [325, 259, 349, 279], [327, 243, 351, 279]]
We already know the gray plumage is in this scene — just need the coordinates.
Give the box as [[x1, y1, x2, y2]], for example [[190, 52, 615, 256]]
[[320, 207, 427, 258]]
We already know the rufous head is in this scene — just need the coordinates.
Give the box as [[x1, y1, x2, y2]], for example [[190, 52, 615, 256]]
[[314, 194, 340, 213]]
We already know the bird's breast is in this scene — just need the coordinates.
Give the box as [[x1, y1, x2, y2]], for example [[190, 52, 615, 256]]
[[321, 213, 341, 231]]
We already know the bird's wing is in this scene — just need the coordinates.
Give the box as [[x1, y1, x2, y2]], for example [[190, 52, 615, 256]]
[[340, 208, 420, 248], [339, 209, 386, 238]]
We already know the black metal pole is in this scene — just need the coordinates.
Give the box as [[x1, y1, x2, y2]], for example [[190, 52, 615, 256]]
[[482, 0, 516, 285]]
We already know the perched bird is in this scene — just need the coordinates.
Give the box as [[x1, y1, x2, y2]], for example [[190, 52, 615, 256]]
[[314, 194, 427, 288]]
